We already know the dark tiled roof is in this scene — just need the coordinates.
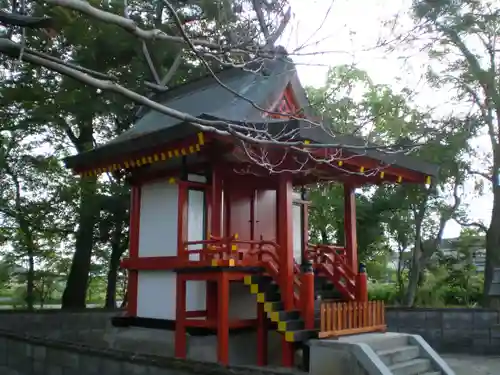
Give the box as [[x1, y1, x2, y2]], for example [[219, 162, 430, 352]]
[[108, 58, 298, 145], [64, 54, 439, 178]]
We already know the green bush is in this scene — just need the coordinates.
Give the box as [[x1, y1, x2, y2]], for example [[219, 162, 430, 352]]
[[367, 271, 484, 307], [368, 283, 399, 304]]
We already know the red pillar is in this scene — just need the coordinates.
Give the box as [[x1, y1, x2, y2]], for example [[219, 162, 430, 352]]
[[175, 274, 187, 358], [207, 166, 223, 319], [277, 174, 294, 367], [256, 303, 268, 366], [127, 185, 141, 317], [344, 184, 358, 272], [302, 202, 309, 260], [300, 261, 315, 330], [175, 180, 188, 358], [277, 174, 294, 309], [217, 272, 230, 365], [356, 263, 369, 302]]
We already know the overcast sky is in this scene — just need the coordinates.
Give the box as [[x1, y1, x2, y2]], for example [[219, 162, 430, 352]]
[[281, 0, 492, 239]]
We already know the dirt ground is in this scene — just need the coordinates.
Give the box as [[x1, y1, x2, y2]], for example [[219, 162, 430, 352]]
[[442, 354, 500, 375]]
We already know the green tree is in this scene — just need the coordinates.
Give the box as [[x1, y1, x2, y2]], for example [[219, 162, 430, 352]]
[[409, 0, 498, 305]]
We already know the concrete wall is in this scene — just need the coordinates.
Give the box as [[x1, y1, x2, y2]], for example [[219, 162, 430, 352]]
[[0, 328, 299, 375], [0, 309, 289, 373], [386, 307, 500, 354]]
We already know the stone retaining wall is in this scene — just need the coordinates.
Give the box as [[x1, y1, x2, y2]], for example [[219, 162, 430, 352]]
[[386, 307, 500, 354], [0, 328, 299, 375], [0, 308, 119, 340], [2, 307, 500, 374]]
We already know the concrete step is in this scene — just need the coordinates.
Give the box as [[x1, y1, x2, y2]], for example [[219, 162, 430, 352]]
[[389, 358, 432, 375], [364, 334, 409, 352], [420, 372, 441, 375], [377, 345, 420, 366]]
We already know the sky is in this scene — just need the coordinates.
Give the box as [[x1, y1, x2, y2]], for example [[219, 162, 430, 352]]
[[280, 0, 492, 239]]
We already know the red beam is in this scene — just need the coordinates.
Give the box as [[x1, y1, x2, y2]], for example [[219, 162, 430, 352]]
[[185, 310, 207, 318]]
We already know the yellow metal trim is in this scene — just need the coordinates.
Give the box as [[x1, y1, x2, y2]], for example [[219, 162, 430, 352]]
[[256, 293, 266, 303], [78, 134, 207, 176], [303, 139, 310, 145], [211, 259, 219, 267], [197, 132, 205, 145], [270, 312, 279, 322], [380, 171, 385, 178], [425, 176, 431, 184], [244, 275, 252, 285], [228, 259, 235, 267], [338, 161, 343, 166], [360, 166, 365, 173], [277, 321, 287, 332], [231, 244, 238, 251], [397, 176, 402, 183], [264, 302, 273, 313], [250, 284, 259, 294], [285, 331, 295, 342]]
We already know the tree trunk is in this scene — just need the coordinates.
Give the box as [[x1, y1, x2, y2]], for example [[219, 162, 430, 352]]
[[105, 247, 123, 308], [25, 250, 35, 311], [483, 183, 500, 307], [61, 175, 98, 309]]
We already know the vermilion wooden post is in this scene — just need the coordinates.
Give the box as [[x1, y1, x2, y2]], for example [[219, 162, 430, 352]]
[[302, 202, 309, 260], [175, 181, 188, 358], [256, 302, 268, 366], [127, 185, 141, 317], [207, 165, 223, 320], [217, 272, 229, 365], [356, 263, 368, 302], [175, 274, 187, 358], [300, 260, 315, 330], [344, 184, 358, 273], [277, 174, 294, 367]]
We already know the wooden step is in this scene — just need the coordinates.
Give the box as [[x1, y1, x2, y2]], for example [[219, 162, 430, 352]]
[[284, 329, 318, 343]]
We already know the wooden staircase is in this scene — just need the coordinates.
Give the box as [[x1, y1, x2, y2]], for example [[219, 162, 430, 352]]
[[244, 273, 348, 343]]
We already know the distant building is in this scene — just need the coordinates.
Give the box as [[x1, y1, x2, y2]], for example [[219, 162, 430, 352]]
[[386, 236, 486, 273], [438, 236, 486, 272]]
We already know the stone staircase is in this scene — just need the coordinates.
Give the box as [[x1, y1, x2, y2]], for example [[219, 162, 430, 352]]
[[369, 335, 442, 375], [309, 332, 455, 375]]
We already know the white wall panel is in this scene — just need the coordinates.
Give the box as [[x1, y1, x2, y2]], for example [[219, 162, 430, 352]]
[[138, 180, 178, 257], [293, 204, 303, 264], [137, 271, 176, 320]]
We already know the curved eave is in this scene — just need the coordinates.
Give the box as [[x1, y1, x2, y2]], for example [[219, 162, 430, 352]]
[[65, 130, 206, 177]]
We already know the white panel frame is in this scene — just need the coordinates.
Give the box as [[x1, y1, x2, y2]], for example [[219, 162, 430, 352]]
[[186, 188, 207, 311], [138, 180, 178, 257], [137, 271, 176, 319], [292, 203, 303, 264]]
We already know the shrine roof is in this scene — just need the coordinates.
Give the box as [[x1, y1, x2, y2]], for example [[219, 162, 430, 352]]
[[64, 52, 439, 179]]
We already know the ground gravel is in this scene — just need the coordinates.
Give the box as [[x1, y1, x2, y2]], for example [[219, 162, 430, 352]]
[[442, 354, 500, 375]]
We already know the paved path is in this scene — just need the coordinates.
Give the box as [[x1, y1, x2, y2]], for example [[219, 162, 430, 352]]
[[443, 354, 500, 375]]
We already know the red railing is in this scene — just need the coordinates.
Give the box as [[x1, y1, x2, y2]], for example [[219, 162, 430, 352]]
[[306, 244, 357, 300], [184, 235, 303, 306]]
